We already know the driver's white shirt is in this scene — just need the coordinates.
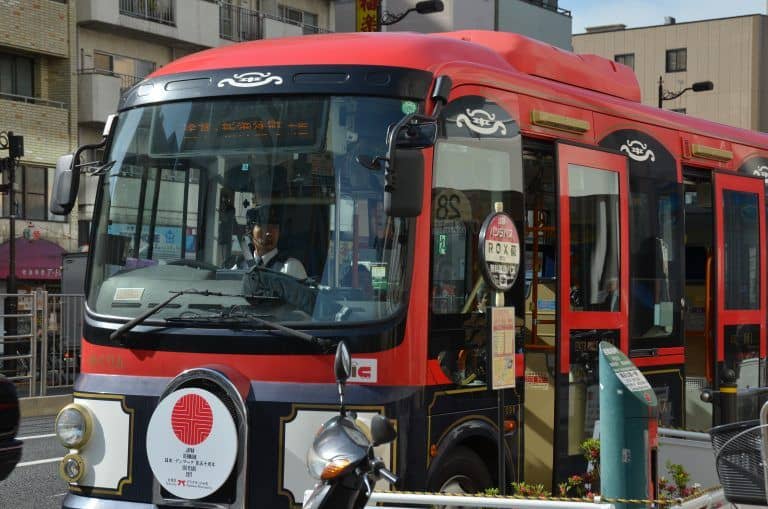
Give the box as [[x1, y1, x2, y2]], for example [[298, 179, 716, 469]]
[[255, 248, 308, 279]]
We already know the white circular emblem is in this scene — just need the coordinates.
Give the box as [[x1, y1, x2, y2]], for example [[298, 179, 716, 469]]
[[146, 388, 238, 499]]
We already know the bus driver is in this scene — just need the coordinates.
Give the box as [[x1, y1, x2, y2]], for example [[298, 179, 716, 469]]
[[246, 206, 308, 279]]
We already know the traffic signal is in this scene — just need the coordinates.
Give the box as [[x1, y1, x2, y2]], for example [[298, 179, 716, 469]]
[[7, 132, 23, 159]]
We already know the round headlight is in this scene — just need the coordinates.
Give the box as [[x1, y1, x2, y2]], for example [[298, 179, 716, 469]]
[[59, 453, 86, 483], [55, 404, 92, 449]]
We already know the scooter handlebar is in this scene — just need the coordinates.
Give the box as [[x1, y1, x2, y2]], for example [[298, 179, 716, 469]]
[[377, 465, 398, 485]]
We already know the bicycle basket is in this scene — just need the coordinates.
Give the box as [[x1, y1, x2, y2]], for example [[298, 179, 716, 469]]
[[710, 419, 767, 505]]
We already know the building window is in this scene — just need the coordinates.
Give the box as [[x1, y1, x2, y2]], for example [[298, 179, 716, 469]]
[[614, 53, 635, 70], [1, 166, 65, 222], [666, 48, 686, 72], [93, 51, 155, 92], [0, 53, 34, 98], [278, 5, 320, 33]]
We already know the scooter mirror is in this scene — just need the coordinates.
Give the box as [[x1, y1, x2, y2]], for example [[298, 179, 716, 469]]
[[371, 414, 397, 447], [334, 341, 352, 384]]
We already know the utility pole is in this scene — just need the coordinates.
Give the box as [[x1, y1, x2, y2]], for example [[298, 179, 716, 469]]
[[1, 131, 24, 377]]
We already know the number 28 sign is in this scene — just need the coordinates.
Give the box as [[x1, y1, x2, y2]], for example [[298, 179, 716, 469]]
[[479, 211, 520, 291]]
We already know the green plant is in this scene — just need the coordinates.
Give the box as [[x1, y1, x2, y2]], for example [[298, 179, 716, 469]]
[[579, 437, 600, 490], [659, 462, 700, 499], [510, 481, 551, 497], [558, 474, 588, 497], [484, 487, 500, 496]]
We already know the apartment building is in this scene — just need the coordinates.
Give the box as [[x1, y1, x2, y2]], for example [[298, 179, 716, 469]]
[[333, 0, 573, 50], [0, 0, 79, 293], [573, 15, 768, 131]]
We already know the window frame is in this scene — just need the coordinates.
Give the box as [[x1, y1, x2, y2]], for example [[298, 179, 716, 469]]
[[614, 53, 635, 70], [277, 4, 320, 33], [665, 48, 687, 73], [0, 165, 66, 222], [0, 52, 35, 98]]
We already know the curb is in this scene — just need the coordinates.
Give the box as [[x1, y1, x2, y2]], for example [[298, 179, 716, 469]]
[[19, 394, 72, 418]]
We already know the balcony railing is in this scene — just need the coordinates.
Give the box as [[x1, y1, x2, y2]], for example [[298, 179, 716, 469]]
[[0, 92, 66, 109], [519, 0, 572, 17], [220, 4, 262, 42], [267, 12, 332, 35], [80, 68, 146, 95], [119, 0, 175, 26], [219, 4, 331, 42]]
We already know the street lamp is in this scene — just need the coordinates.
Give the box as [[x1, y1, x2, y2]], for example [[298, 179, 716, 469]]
[[381, 0, 444, 26], [657, 76, 714, 109]]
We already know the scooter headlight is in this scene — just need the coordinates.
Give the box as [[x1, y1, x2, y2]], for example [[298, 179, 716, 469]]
[[307, 446, 353, 481], [55, 404, 92, 449], [306, 445, 328, 479]]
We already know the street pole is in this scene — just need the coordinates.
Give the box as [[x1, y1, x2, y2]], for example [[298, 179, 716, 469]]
[[657, 76, 663, 109], [1, 131, 22, 378]]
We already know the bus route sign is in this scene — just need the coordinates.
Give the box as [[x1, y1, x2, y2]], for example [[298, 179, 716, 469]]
[[479, 211, 520, 291]]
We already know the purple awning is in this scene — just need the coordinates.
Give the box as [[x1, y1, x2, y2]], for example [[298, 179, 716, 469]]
[[0, 238, 65, 280]]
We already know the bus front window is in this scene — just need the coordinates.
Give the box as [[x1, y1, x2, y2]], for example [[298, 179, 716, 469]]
[[88, 95, 414, 326]]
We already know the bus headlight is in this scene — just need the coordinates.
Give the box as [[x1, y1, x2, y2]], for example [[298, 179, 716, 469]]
[[55, 404, 93, 449], [59, 453, 86, 483]]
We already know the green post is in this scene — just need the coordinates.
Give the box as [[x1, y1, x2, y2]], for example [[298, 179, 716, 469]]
[[599, 342, 658, 509]]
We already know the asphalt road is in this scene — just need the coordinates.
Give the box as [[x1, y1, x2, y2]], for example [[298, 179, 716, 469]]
[[0, 415, 69, 509]]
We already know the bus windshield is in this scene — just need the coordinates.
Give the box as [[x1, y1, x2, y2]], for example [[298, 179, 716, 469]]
[[88, 95, 415, 326]]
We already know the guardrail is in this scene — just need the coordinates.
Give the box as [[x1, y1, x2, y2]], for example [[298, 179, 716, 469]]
[[1, 291, 84, 396], [367, 492, 615, 508], [362, 489, 725, 508]]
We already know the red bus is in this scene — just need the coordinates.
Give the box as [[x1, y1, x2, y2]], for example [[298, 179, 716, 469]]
[[51, 30, 768, 508]]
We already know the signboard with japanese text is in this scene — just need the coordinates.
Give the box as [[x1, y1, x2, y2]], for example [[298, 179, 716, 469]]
[[146, 388, 238, 500], [356, 0, 380, 32], [479, 211, 520, 291], [490, 306, 516, 390]]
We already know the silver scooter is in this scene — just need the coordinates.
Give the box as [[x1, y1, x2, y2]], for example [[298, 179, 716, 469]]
[[304, 342, 398, 509]]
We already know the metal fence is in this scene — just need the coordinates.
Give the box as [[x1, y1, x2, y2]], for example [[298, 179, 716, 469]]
[[119, 0, 175, 26], [0, 292, 84, 397], [219, 4, 262, 42]]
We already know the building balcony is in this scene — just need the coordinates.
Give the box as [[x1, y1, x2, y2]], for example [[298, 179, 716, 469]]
[[119, 0, 175, 26], [77, 70, 132, 125], [76, 0, 220, 49], [0, 95, 70, 166], [219, 4, 331, 43]]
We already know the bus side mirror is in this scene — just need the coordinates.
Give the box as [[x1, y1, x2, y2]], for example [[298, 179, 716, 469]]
[[384, 115, 436, 217], [50, 154, 76, 216]]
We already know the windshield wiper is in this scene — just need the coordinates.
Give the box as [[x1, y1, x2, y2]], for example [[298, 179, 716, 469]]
[[166, 307, 333, 351], [109, 289, 244, 342]]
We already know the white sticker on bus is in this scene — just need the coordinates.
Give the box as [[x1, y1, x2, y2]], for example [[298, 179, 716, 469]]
[[349, 359, 378, 383]]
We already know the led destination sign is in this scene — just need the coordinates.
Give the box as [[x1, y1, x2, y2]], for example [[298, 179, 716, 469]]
[[149, 96, 329, 155]]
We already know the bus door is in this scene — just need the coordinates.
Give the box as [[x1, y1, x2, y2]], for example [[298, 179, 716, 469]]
[[555, 142, 629, 482], [713, 172, 766, 397]]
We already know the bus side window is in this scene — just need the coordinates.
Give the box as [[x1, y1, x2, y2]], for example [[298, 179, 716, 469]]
[[428, 102, 524, 386]]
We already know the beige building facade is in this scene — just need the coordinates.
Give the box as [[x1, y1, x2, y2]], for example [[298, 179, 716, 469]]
[[0, 0, 79, 293], [573, 15, 768, 132]]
